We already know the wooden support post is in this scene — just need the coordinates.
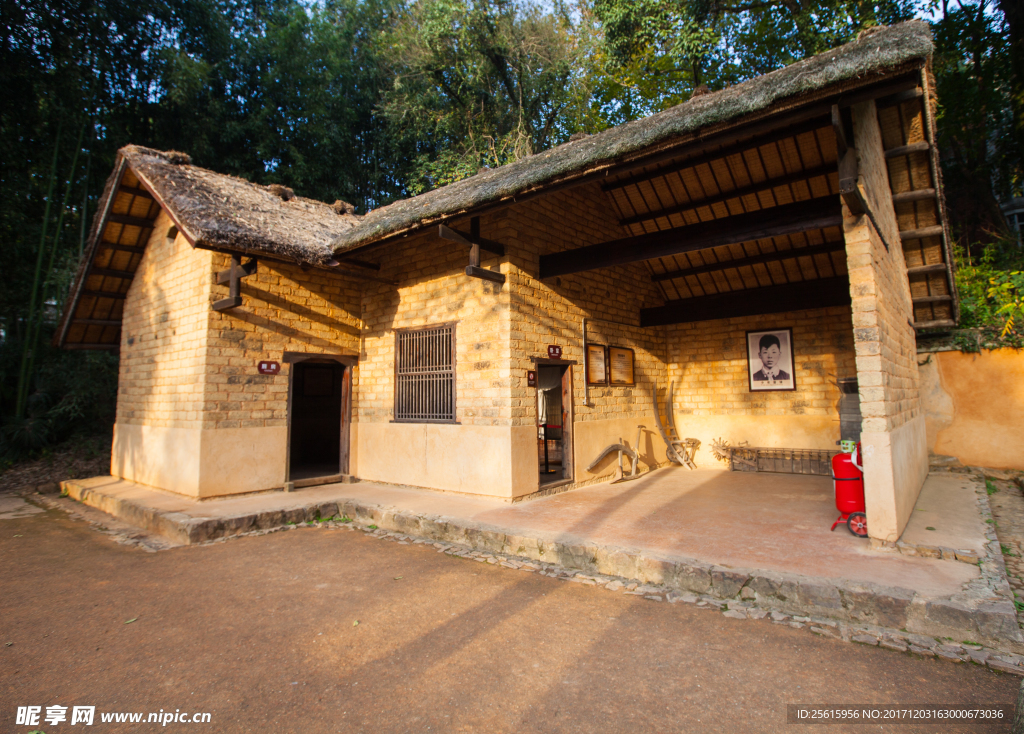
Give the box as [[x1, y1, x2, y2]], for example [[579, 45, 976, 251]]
[[438, 219, 506, 284], [213, 254, 257, 311]]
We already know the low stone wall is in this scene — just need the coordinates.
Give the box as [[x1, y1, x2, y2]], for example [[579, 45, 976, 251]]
[[920, 348, 1024, 470], [61, 473, 1022, 651]]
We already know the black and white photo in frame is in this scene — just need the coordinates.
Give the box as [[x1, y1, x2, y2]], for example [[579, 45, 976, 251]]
[[746, 328, 796, 392]]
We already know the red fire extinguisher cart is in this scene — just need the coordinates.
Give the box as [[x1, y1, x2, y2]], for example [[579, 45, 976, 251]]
[[831, 444, 868, 537]]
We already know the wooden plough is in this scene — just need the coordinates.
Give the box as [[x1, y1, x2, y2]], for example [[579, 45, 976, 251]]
[[652, 382, 700, 469], [587, 425, 647, 483]]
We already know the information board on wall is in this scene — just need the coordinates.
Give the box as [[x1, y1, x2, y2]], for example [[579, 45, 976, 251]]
[[586, 344, 607, 385], [609, 347, 635, 385]]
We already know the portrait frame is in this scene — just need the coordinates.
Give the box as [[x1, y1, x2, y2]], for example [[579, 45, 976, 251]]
[[746, 328, 796, 392]]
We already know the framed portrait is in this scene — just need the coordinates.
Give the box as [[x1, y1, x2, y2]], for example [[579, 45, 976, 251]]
[[608, 347, 635, 386], [586, 344, 608, 385], [746, 328, 796, 392]]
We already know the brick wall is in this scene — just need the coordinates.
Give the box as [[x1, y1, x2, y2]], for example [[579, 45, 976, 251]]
[[204, 253, 363, 430], [117, 212, 212, 429], [665, 306, 856, 422], [356, 213, 512, 427], [505, 182, 668, 428], [845, 99, 928, 541], [847, 100, 921, 434]]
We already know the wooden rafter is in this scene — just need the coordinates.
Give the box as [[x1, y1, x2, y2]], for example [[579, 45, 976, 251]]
[[640, 276, 851, 327], [618, 163, 836, 229], [650, 240, 845, 283], [602, 115, 830, 195], [540, 196, 842, 279]]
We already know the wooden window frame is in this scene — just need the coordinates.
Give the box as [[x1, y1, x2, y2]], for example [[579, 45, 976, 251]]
[[392, 322, 458, 424]]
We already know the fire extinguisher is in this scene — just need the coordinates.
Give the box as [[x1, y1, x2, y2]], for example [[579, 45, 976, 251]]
[[831, 443, 867, 537]]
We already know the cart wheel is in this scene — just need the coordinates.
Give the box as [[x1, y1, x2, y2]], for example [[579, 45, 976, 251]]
[[847, 512, 868, 538]]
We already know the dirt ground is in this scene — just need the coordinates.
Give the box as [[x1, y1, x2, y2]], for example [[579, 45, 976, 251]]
[[0, 435, 112, 493], [1, 498, 1020, 734]]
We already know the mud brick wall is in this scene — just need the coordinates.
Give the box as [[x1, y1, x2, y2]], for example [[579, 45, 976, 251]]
[[357, 214, 512, 427], [846, 99, 928, 540], [847, 100, 921, 434], [117, 213, 213, 429], [665, 306, 856, 421], [204, 253, 362, 430], [504, 182, 668, 429]]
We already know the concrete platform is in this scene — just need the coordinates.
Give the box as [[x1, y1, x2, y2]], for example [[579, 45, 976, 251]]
[[61, 467, 1021, 649]]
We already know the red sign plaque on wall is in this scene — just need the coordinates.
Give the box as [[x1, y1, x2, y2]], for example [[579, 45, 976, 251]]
[[257, 361, 281, 375], [547, 345, 562, 359], [527, 370, 537, 387]]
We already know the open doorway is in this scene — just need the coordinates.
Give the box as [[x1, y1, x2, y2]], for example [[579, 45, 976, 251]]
[[289, 360, 345, 481], [537, 363, 573, 487]]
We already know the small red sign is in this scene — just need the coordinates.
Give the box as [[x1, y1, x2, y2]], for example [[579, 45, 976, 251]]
[[547, 345, 562, 359], [257, 361, 281, 375], [527, 370, 537, 387]]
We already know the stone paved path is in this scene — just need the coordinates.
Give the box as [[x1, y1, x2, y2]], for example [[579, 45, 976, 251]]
[[1, 497, 1019, 733], [988, 475, 1024, 631]]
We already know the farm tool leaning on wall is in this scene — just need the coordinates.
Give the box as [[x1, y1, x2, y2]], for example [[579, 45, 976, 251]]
[[587, 425, 648, 483], [653, 382, 700, 469]]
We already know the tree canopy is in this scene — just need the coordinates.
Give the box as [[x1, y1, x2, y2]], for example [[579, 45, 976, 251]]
[[0, 0, 1019, 457]]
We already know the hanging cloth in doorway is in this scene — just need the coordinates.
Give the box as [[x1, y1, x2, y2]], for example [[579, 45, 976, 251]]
[[536, 369, 562, 426]]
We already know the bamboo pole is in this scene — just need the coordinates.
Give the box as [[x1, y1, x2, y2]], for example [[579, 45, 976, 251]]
[[21, 122, 87, 413], [14, 121, 63, 420]]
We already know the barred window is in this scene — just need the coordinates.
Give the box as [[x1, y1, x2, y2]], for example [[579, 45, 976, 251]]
[[394, 324, 456, 422]]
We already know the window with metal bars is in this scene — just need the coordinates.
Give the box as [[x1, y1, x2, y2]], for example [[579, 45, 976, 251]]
[[394, 324, 456, 423]]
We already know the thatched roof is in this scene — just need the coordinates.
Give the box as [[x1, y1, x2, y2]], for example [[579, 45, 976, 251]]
[[124, 145, 361, 266], [331, 20, 933, 255]]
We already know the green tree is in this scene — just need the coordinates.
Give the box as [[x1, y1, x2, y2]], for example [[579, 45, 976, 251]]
[[380, 0, 605, 193], [593, 0, 918, 118], [931, 0, 1020, 255]]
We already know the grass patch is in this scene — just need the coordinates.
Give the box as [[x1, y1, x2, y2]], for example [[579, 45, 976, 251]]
[[986, 479, 998, 495]]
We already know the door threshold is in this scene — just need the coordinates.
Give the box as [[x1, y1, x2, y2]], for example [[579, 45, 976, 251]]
[[538, 478, 573, 490], [289, 474, 355, 489]]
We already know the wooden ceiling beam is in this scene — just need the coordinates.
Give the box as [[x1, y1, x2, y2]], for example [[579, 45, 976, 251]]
[[81, 289, 128, 300], [90, 268, 136, 279], [540, 196, 842, 279], [913, 294, 952, 305], [650, 240, 845, 283], [640, 276, 851, 327], [107, 213, 156, 228], [914, 319, 956, 329], [72, 319, 122, 326], [63, 343, 120, 350], [900, 224, 943, 241], [98, 241, 146, 254], [906, 263, 949, 276], [602, 115, 830, 194], [618, 163, 836, 229], [117, 184, 155, 200], [884, 141, 930, 159], [891, 188, 936, 204], [876, 87, 923, 110]]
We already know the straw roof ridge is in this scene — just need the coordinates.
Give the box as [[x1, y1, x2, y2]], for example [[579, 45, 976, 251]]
[[121, 145, 362, 266], [331, 20, 933, 255]]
